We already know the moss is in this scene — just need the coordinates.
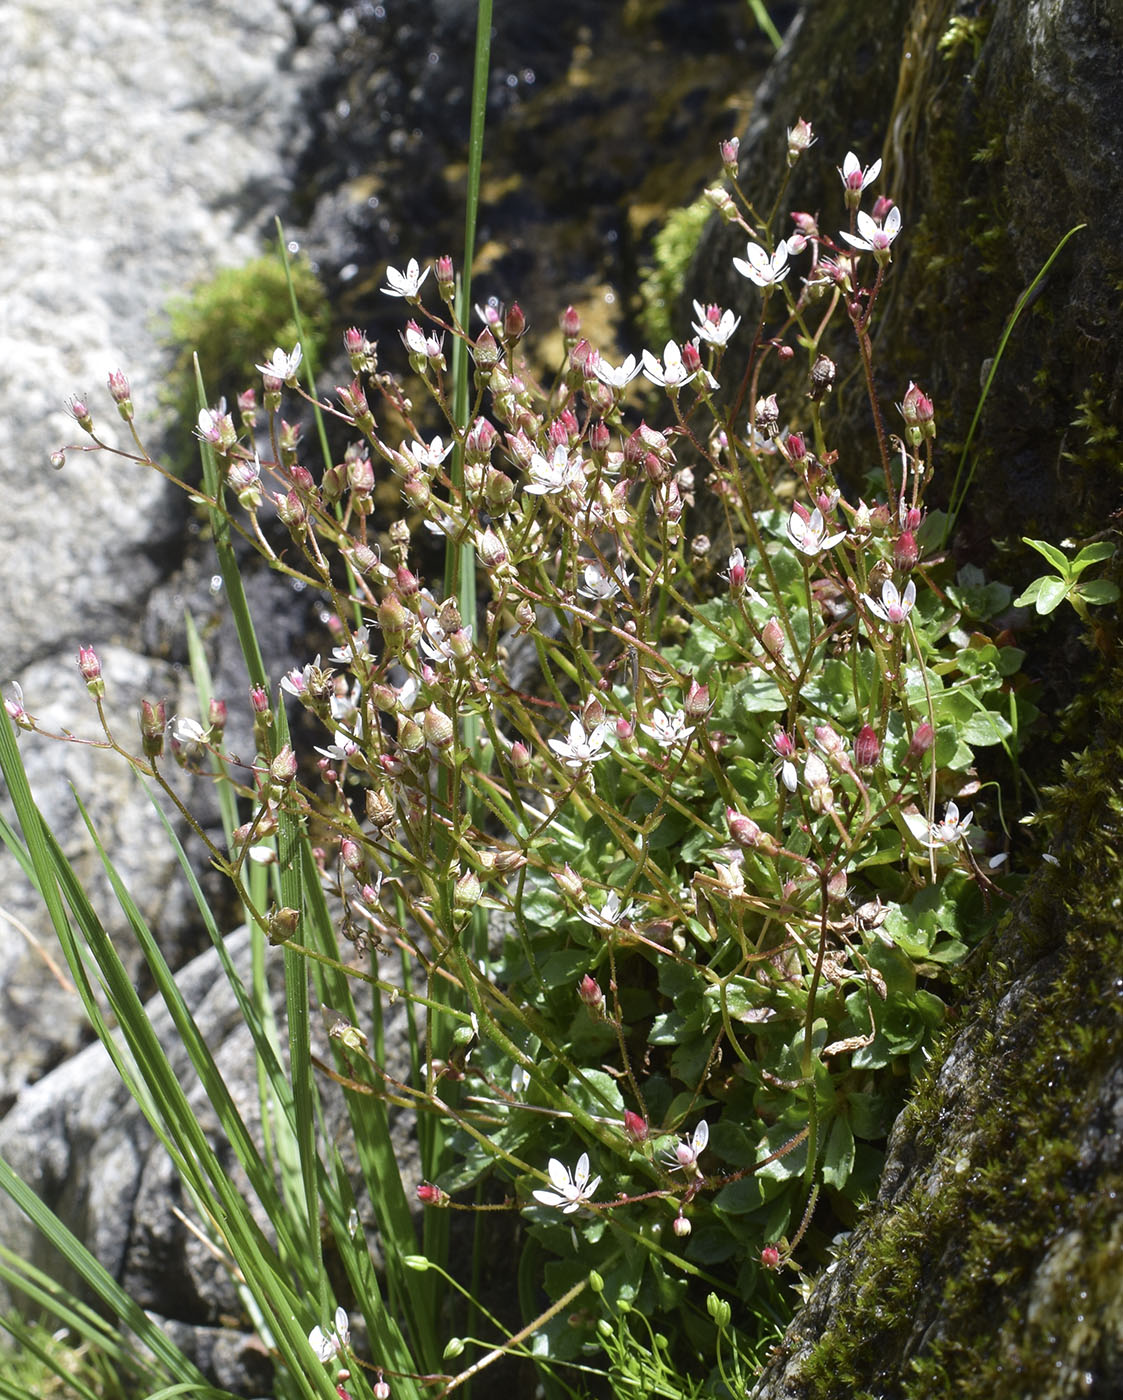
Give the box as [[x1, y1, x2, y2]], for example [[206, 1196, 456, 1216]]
[[638, 195, 713, 350], [163, 253, 329, 471], [772, 664, 1123, 1398]]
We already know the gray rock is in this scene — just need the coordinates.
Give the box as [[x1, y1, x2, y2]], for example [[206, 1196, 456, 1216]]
[[0, 0, 338, 1097], [0, 923, 418, 1394]]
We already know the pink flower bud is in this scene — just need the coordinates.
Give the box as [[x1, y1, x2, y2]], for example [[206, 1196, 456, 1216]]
[[77, 645, 102, 685], [720, 136, 740, 173], [624, 1110, 649, 1142], [504, 302, 526, 340], [106, 369, 131, 405], [436, 254, 455, 297], [340, 838, 364, 874], [760, 1245, 781, 1270], [683, 679, 711, 722], [208, 698, 227, 734], [510, 741, 532, 780], [681, 341, 702, 375], [250, 685, 269, 713], [559, 304, 581, 339], [786, 432, 806, 462], [762, 617, 787, 662], [578, 974, 604, 1012], [673, 1213, 692, 1238], [791, 210, 818, 236], [417, 1182, 449, 1207], [870, 194, 895, 224], [855, 724, 880, 770], [894, 530, 920, 571], [906, 722, 936, 764]]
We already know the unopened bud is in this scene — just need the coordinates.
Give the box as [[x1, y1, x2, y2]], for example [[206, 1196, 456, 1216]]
[[906, 721, 935, 764], [683, 679, 711, 722], [208, 697, 228, 734], [340, 838, 365, 874], [422, 705, 455, 750], [503, 302, 526, 341], [673, 1213, 692, 1238], [719, 136, 740, 174], [270, 745, 298, 784], [510, 740, 532, 780], [473, 328, 500, 370], [577, 974, 604, 1012], [559, 304, 581, 340], [436, 254, 455, 299], [827, 868, 849, 903], [554, 864, 585, 902], [855, 724, 880, 770], [624, 1110, 648, 1142], [786, 117, 815, 165], [762, 617, 787, 662], [417, 1182, 449, 1207], [760, 1245, 781, 1270], [139, 698, 166, 758], [453, 868, 482, 913], [77, 645, 104, 698], [894, 530, 920, 571], [704, 186, 737, 221], [107, 369, 133, 419]]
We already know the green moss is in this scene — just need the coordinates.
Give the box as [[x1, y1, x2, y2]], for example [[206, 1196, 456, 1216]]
[[164, 253, 329, 469], [639, 195, 712, 350], [774, 667, 1123, 1398]]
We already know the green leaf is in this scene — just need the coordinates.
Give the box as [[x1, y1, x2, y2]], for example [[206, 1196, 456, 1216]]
[[1012, 577, 1046, 607], [822, 1115, 855, 1190], [1071, 540, 1116, 569], [1021, 536, 1072, 574], [1076, 579, 1120, 607], [1031, 576, 1070, 614]]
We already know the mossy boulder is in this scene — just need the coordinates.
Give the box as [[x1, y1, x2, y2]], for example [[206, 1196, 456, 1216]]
[[682, 1, 1123, 1390]]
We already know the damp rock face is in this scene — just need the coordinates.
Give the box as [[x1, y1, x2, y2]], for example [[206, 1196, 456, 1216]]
[[692, 0, 1122, 564], [0, 0, 337, 1105], [682, 2, 1123, 1393]]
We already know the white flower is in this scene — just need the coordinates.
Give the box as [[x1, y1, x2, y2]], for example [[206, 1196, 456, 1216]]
[[593, 353, 642, 389], [840, 206, 903, 257], [309, 1306, 350, 1363], [576, 561, 631, 602], [255, 344, 303, 382], [640, 707, 692, 749], [862, 577, 917, 625], [405, 435, 454, 471], [584, 890, 637, 930], [169, 716, 207, 763], [664, 1120, 708, 1174], [281, 655, 330, 700], [925, 801, 974, 849], [532, 1153, 601, 1213], [787, 507, 846, 556], [837, 151, 882, 195], [691, 302, 741, 346], [525, 444, 584, 496], [549, 717, 611, 769], [381, 258, 431, 299], [732, 240, 790, 288], [641, 340, 696, 389]]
